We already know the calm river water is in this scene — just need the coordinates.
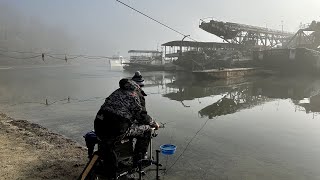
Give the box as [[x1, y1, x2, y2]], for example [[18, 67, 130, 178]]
[[1, 62, 320, 180]]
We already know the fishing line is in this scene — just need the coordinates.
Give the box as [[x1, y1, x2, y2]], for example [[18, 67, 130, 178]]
[[0, 48, 120, 61], [164, 127, 175, 171], [164, 117, 212, 174], [0, 53, 41, 59], [5, 96, 106, 107], [115, 0, 197, 42], [0, 48, 40, 55]]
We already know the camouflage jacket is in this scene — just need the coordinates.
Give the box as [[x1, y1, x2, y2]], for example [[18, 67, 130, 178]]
[[98, 79, 155, 126]]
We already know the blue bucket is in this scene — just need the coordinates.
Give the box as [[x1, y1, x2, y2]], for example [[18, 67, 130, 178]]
[[160, 144, 177, 155]]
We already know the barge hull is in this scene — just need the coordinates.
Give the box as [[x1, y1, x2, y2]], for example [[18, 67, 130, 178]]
[[253, 48, 320, 74], [192, 68, 257, 79]]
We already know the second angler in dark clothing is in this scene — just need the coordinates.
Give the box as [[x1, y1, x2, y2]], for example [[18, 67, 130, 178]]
[[131, 71, 144, 87]]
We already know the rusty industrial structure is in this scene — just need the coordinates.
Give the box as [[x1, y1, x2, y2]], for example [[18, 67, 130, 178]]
[[285, 21, 320, 50], [199, 18, 294, 48], [126, 18, 320, 75]]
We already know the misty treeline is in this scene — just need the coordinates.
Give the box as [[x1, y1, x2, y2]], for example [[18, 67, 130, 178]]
[[0, 3, 73, 65]]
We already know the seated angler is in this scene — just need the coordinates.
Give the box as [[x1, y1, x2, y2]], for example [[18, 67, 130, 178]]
[[94, 78, 159, 176]]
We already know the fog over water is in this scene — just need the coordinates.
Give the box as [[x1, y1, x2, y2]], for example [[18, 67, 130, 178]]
[[1, 1, 320, 56], [1, 1, 320, 179], [0, 4, 73, 65]]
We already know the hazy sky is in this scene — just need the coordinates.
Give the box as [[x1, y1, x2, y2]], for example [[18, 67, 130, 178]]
[[1, 0, 320, 56]]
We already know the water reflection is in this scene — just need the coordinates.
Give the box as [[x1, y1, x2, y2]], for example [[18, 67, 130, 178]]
[[142, 73, 320, 117], [252, 77, 320, 115], [199, 88, 269, 119], [163, 76, 250, 101]]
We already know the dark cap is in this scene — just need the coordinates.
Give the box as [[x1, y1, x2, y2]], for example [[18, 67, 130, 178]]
[[132, 71, 145, 87]]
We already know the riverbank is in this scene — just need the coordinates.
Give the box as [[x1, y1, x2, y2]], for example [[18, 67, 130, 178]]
[[0, 113, 88, 180]]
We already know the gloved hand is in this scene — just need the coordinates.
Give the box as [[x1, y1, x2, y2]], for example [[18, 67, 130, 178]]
[[150, 119, 160, 130], [154, 121, 160, 130]]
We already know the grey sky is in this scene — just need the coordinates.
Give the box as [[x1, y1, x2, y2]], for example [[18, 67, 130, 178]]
[[1, 0, 320, 56]]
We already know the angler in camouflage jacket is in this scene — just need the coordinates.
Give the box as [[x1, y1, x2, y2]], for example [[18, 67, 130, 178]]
[[94, 78, 159, 163]]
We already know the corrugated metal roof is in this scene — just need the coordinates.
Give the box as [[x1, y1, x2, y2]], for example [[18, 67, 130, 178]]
[[128, 50, 161, 53], [162, 41, 241, 48]]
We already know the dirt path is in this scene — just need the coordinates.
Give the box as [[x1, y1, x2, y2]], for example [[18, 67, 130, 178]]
[[0, 113, 88, 180]]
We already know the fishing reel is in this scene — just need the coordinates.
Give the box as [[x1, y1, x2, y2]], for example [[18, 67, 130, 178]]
[[151, 122, 165, 137]]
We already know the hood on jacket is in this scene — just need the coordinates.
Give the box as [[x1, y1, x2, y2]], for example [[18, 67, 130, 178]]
[[119, 78, 139, 91]]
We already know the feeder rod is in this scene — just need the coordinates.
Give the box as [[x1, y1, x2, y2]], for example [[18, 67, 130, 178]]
[[149, 137, 153, 159], [139, 158, 142, 180], [156, 150, 160, 180]]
